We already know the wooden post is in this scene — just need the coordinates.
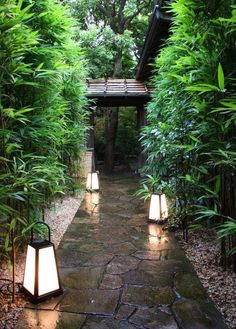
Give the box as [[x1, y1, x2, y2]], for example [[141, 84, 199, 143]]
[[137, 105, 147, 171], [11, 228, 15, 303], [104, 107, 119, 173], [87, 109, 95, 149]]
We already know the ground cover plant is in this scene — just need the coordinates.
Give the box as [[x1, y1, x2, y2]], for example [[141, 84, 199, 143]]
[[0, 0, 88, 264], [141, 0, 236, 270]]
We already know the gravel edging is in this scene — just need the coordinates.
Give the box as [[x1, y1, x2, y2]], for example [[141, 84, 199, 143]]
[[176, 229, 236, 329], [44, 193, 84, 248]]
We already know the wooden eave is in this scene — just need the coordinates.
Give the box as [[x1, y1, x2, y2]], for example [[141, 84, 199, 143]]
[[136, 5, 172, 81]]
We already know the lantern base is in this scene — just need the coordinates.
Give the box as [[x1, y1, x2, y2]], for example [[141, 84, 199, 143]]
[[86, 188, 99, 192], [22, 286, 63, 304], [147, 218, 167, 224]]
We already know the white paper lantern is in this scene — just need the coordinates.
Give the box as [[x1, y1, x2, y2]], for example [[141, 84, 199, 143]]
[[86, 172, 99, 191], [148, 193, 168, 223], [22, 222, 62, 304]]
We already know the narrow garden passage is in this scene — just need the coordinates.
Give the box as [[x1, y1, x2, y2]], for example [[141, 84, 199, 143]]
[[16, 173, 227, 329]]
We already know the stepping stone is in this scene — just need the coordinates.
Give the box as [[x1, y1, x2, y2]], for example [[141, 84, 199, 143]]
[[122, 269, 173, 287], [100, 213, 130, 225], [115, 304, 136, 320], [122, 286, 175, 307], [62, 225, 94, 240], [172, 298, 228, 329], [61, 266, 104, 289], [174, 272, 208, 300], [74, 215, 100, 224], [57, 289, 120, 315], [100, 274, 123, 289], [106, 256, 140, 274], [83, 317, 137, 329], [129, 307, 178, 329], [127, 215, 147, 226], [84, 253, 114, 266], [57, 249, 90, 267], [61, 241, 105, 253], [134, 250, 161, 260], [161, 248, 186, 261], [132, 234, 176, 252], [109, 242, 137, 255], [139, 259, 194, 274]]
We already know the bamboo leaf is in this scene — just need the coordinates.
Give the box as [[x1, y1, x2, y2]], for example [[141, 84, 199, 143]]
[[217, 63, 225, 90]]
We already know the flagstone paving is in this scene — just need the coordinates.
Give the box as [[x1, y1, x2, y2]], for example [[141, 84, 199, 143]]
[[16, 173, 228, 329]]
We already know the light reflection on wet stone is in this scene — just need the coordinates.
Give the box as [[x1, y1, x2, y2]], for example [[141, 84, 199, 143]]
[[15, 309, 86, 329], [18, 173, 228, 329]]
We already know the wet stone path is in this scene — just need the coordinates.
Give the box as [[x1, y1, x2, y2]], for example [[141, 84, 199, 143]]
[[17, 174, 228, 329]]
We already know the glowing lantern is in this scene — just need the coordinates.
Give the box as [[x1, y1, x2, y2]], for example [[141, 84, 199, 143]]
[[148, 193, 168, 223], [22, 222, 62, 304], [86, 172, 99, 191], [86, 148, 99, 191]]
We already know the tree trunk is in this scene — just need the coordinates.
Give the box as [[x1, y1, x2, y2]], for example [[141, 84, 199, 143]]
[[87, 109, 95, 149], [103, 54, 122, 173], [113, 55, 123, 78], [104, 107, 119, 173], [137, 105, 147, 171]]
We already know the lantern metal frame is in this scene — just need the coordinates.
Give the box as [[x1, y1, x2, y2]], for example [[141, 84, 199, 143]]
[[22, 222, 63, 304], [148, 191, 168, 224]]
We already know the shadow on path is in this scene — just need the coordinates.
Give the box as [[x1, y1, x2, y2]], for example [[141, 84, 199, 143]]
[[16, 173, 228, 329]]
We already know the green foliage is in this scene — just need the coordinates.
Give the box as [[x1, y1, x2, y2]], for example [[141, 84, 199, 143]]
[[95, 107, 138, 161], [140, 0, 236, 256], [218, 220, 236, 255], [115, 108, 138, 157], [135, 174, 159, 201], [0, 0, 88, 259], [64, 0, 153, 78]]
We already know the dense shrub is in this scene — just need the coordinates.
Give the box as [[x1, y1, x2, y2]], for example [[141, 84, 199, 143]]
[[0, 0, 88, 259], [95, 108, 138, 163], [141, 0, 236, 268]]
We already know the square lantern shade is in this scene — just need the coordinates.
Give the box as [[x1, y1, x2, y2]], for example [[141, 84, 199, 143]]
[[22, 223, 62, 304], [148, 193, 168, 223], [86, 172, 99, 191]]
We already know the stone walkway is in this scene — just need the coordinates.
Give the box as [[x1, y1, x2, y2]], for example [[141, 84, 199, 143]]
[[17, 173, 228, 329]]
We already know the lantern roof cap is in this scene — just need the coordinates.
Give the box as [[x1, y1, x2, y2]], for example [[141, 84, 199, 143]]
[[30, 239, 53, 248]]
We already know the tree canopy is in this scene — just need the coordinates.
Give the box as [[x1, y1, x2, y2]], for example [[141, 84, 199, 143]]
[[65, 0, 154, 78]]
